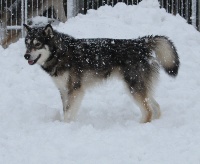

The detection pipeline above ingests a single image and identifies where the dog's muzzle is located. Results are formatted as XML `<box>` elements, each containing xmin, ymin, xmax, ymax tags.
<box><xmin>24</xmin><ymin>53</ymin><xmax>41</xmax><ymax>65</ymax></box>
<box><xmin>24</xmin><ymin>54</ymin><xmax>31</xmax><ymax>60</ymax></box>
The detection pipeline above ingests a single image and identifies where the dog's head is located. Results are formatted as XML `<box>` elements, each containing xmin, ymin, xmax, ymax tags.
<box><xmin>23</xmin><ymin>24</ymin><xmax>54</xmax><ymax>66</ymax></box>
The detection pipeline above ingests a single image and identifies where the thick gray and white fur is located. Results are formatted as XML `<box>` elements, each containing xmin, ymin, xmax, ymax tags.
<box><xmin>23</xmin><ymin>24</ymin><xmax>180</xmax><ymax>123</ymax></box>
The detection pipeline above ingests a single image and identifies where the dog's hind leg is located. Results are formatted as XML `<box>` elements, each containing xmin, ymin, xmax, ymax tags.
<box><xmin>132</xmin><ymin>92</ymin><xmax>153</xmax><ymax>123</ymax></box>
<box><xmin>126</xmin><ymin>85</ymin><xmax>160</xmax><ymax>123</ymax></box>
<box><xmin>124</xmin><ymin>76</ymin><xmax>154</xmax><ymax>123</ymax></box>
<box><xmin>123</xmin><ymin>61</ymin><xmax>160</xmax><ymax>123</ymax></box>
<box><xmin>149</xmin><ymin>96</ymin><xmax>161</xmax><ymax>120</ymax></box>
<box><xmin>133</xmin><ymin>94</ymin><xmax>161</xmax><ymax>122</ymax></box>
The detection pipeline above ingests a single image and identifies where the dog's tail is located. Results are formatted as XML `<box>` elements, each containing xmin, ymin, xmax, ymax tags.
<box><xmin>150</xmin><ymin>36</ymin><xmax>180</xmax><ymax>77</ymax></box>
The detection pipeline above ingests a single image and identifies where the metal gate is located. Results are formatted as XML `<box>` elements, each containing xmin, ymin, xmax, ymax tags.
<box><xmin>159</xmin><ymin>0</ymin><xmax>200</xmax><ymax>31</ymax></box>
<box><xmin>0</xmin><ymin>0</ymin><xmax>68</xmax><ymax>48</ymax></box>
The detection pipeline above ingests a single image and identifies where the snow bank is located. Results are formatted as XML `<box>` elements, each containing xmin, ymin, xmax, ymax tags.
<box><xmin>1</xmin><ymin>1</ymin><xmax>200</xmax><ymax>163</ymax></box>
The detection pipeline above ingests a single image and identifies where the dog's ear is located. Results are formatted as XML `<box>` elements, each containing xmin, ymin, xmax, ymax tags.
<box><xmin>23</xmin><ymin>24</ymin><xmax>31</xmax><ymax>32</ymax></box>
<box><xmin>44</xmin><ymin>24</ymin><xmax>54</xmax><ymax>38</ymax></box>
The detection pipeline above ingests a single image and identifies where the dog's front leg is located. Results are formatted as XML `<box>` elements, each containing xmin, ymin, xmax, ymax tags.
<box><xmin>59</xmin><ymin>89</ymin><xmax>68</xmax><ymax>118</ymax></box>
<box><xmin>63</xmin><ymin>87</ymin><xmax>84</xmax><ymax>123</ymax></box>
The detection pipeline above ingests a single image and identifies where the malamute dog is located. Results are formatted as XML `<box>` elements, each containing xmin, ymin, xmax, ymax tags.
<box><xmin>23</xmin><ymin>24</ymin><xmax>180</xmax><ymax>123</ymax></box>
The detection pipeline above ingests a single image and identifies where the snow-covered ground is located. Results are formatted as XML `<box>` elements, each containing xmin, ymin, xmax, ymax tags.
<box><xmin>1</xmin><ymin>0</ymin><xmax>200</xmax><ymax>163</ymax></box>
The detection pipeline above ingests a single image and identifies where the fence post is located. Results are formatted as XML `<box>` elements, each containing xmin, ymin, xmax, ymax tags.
<box><xmin>77</xmin><ymin>0</ymin><xmax>84</xmax><ymax>14</ymax></box>
<box><xmin>192</xmin><ymin>0</ymin><xmax>196</xmax><ymax>28</ymax></box>
<box><xmin>198</xmin><ymin>0</ymin><xmax>200</xmax><ymax>30</ymax></box>
<box><xmin>67</xmin><ymin>0</ymin><xmax>72</xmax><ymax>19</ymax></box>
<box><xmin>0</xmin><ymin>22</ymin><xmax>6</xmax><ymax>44</ymax></box>
<box><xmin>21</xmin><ymin>0</ymin><xmax>24</xmax><ymax>37</ymax></box>
<box><xmin>25</xmin><ymin>0</ymin><xmax>27</xmax><ymax>25</ymax></box>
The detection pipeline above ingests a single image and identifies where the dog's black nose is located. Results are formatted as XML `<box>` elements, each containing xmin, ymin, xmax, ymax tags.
<box><xmin>24</xmin><ymin>54</ymin><xmax>30</xmax><ymax>60</ymax></box>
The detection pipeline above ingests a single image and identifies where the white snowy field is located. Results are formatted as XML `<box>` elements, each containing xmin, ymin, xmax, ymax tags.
<box><xmin>1</xmin><ymin>0</ymin><xmax>200</xmax><ymax>163</ymax></box>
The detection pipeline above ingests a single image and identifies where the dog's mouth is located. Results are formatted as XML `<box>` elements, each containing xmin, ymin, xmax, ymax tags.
<box><xmin>28</xmin><ymin>54</ymin><xmax>41</xmax><ymax>65</ymax></box>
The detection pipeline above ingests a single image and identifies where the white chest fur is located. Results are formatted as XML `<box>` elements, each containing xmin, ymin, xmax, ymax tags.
<box><xmin>52</xmin><ymin>72</ymin><xmax>69</xmax><ymax>91</ymax></box>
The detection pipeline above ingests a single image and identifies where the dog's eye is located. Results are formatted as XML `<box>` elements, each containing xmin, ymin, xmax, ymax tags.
<box><xmin>35</xmin><ymin>42</ymin><xmax>41</xmax><ymax>47</ymax></box>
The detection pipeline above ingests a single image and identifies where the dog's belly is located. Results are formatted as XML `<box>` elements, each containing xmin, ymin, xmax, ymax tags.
<box><xmin>81</xmin><ymin>68</ymin><xmax>123</xmax><ymax>90</ymax></box>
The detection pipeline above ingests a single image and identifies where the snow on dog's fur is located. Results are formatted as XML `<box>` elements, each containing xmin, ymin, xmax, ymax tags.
<box><xmin>23</xmin><ymin>24</ymin><xmax>180</xmax><ymax>123</ymax></box>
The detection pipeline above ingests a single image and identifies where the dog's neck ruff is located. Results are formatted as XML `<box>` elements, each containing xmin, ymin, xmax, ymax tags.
<box><xmin>41</xmin><ymin>47</ymin><xmax>58</xmax><ymax>74</ymax></box>
<box><xmin>46</xmin><ymin>45</ymin><xmax>58</xmax><ymax>62</ymax></box>
<box><xmin>46</xmin><ymin>53</ymin><xmax>55</xmax><ymax>62</ymax></box>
